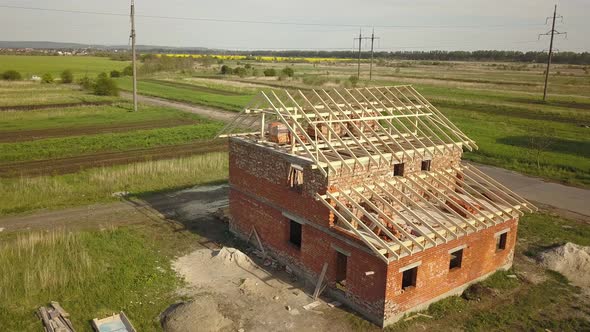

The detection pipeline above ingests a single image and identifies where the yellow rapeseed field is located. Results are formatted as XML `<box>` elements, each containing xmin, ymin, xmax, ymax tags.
<box><xmin>158</xmin><ymin>53</ymin><xmax>354</xmax><ymax>63</ymax></box>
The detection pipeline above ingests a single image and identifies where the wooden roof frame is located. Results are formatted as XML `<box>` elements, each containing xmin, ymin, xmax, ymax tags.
<box><xmin>316</xmin><ymin>163</ymin><xmax>537</xmax><ymax>263</ymax></box>
<box><xmin>218</xmin><ymin>85</ymin><xmax>477</xmax><ymax>176</ymax></box>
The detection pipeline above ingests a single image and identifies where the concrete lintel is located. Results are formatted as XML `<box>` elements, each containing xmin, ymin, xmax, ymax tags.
<box><xmin>399</xmin><ymin>261</ymin><xmax>422</xmax><ymax>273</ymax></box>
<box><xmin>282</xmin><ymin>211</ymin><xmax>306</xmax><ymax>225</ymax></box>
<box><xmin>448</xmin><ymin>244</ymin><xmax>466</xmax><ymax>254</ymax></box>
<box><xmin>331</xmin><ymin>244</ymin><xmax>351</xmax><ymax>257</ymax></box>
<box><xmin>494</xmin><ymin>228</ymin><xmax>510</xmax><ymax>237</ymax></box>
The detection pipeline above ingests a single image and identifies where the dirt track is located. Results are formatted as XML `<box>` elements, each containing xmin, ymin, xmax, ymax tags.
<box><xmin>0</xmin><ymin>139</ymin><xmax>227</xmax><ymax>177</ymax></box>
<box><xmin>0</xmin><ymin>119</ymin><xmax>198</xmax><ymax>143</ymax></box>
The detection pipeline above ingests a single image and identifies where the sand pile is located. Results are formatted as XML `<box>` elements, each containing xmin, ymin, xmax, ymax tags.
<box><xmin>214</xmin><ymin>247</ymin><xmax>256</xmax><ymax>269</ymax></box>
<box><xmin>161</xmin><ymin>298</ymin><xmax>233</xmax><ymax>332</ymax></box>
<box><xmin>539</xmin><ymin>242</ymin><xmax>590</xmax><ymax>288</ymax></box>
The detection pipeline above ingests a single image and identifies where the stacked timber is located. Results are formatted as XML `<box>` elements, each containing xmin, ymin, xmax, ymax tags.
<box><xmin>37</xmin><ymin>302</ymin><xmax>76</xmax><ymax>332</ymax></box>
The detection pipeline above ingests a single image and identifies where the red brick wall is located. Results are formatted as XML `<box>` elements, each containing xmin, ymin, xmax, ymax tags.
<box><xmin>383</xmin><ymin>218</ymin><xmax>518</xmax><ymax>321</ymax></box>
<box><xmin>229</xmin><ymin>188</ymin><xmax>388</xmax><ymax>321</ymax></box>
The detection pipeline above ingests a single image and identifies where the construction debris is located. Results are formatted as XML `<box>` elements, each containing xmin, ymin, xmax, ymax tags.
<box><xmin>37</xmin><ymin>302</ymin><xmax>76</xmax><ymax>332</ymax></box>
<box><xmin>303</xmin><ymin>301</ymin><xmax>322</xmax><ymax>311</ymax></box>
<box><xmin>327</xmin><ymin>301</ymin><xmax>342</xmax><ymax>308</ymax></box>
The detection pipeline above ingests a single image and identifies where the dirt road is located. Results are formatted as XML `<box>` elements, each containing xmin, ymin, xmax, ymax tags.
<box><xmin>120</xmin><ymin>92</ymin><xmax>237</xmax><ymax>122</ymax></box>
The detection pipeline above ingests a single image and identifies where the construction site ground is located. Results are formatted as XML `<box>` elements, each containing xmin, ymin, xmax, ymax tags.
<box><xmin>1</xmin><ymin>184</ymin><xmax>589</xmax><ymax>331</ymax></box>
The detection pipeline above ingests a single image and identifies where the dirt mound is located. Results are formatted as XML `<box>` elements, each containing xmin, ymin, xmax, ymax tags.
<box><xmin>213</xmin><ymin>247</ymin><xmax>256</xmax><ymax>269</ymax></box>
<box><xmin>539</xmin><ymin>242</ymin><xmax>590</xmax><ymax>288</ymax></box>
<box><xmin>161</xmin><ymin>298</ymin><xmax>233</xmax><ymax>332</ymax></box>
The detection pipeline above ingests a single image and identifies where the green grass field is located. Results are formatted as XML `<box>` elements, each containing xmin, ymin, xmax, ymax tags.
<box><xmin>0</xmin><ymin>152</ymin><xmax>228</xmax><ymax>215</ymax></box>
<box><xmin>0</xmin><ymin>103</ymin><xmax>198</xmax><ymax>132</ymax></box>
<box><xmin>0</xmin><ymin>81</ymin><xmax>119</xmax><ymax>107</ymax></box>
<box><xmin>0</xmin><ymin>55</ymin><xmax>128</xmax><ymax>80</ymax></box>
<box><xmin>116</xmin><ymin>77</ymin><xmax>256</xmax><ymax>111</ymax></box>
<box><xmin>0</xmin><ymin>227</ymin><xmax>183</xmax><ymax>332</ymax></box>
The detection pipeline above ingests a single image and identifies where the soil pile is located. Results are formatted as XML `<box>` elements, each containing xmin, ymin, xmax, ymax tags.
<box><xmin>539</xmin><ymin>242</ymin><xmax>590</xmax><ymax>288</ymax></box>
<box><xmin>161</xmin><ymin>298</ymin><xmax>233</xmax><ymax>332</ymax></box>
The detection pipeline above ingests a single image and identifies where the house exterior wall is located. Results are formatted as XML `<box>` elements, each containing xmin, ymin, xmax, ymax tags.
<box><xmin>228</xmin><ymin>138</ymin><xmax>518</xmax><ymax>327</ymax></box>
<box><xmin>383</xmin><ymin>218</ymin><xmax>518</xmax><ymax>324</ymax></box>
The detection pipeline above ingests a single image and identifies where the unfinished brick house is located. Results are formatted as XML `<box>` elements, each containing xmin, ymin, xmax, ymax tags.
<box><xmin>218</xmin><ymin>86</ymin><xmax>537</xmax><ymax>326</ymax></box>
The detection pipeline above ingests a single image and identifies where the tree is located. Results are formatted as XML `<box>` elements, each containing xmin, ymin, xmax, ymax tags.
<box><xmin>220</xmin><ymin>65</ymin><xmax>232</xmax><ymax>75</ymax></box>
<box><xmin>110</xmin><ymin>70</ymin><xmax>121</xmax><ymax>78</ymax></box>
<box><xmin>233</xmin><ymin>67</ymin><xmax>247</xmax><ymax>77</ymax></box>
<box><xmin>122</xmin><ymin>65</ymin><xmax>133</xmax><ymax>76</ymax></box>
<box><xmin>282</xmin><ymin>66</ymin><xmax>294</xmax><ymax>77</ymax></box>
<box><xmin>78</xmin><ymin>76</ymin><xmax>94</xmax><ymax>90</ymax></box>
<box><xmin>93</xmin><ymin>73</ymin><xmax>119</xmax><ymax>96</ymax></box>
<box><xmin>60</xmin><ymin>69</ymin><xmax>74</xmax><ymax>83</ymax></box>
<box><xmin>1</xmin><ymin>70</ymin><xmax>22</xmax><ymax>81</ymax></box>
<box><xmin>528</xmin><ymin>127</ymin><xmax>555</xmax><ymax>170</ymax></box>
<box><xmin>263</xmin><ymin>68</ymin><xmax>276</xmax><ymax>77</ymax></box>
<box><xmin>41</xmin><ymin>73</ymin><xmax>54</xmax><ymax>84</ymax></box>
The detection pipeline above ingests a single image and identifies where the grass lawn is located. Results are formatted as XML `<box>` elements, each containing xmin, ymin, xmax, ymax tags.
<box><xmin>0</xmin><ymin>81</ymin><xmax>119</xmax><ymax>107</ymax></box>
<box><xmin>0</xmin><ymin>102</ymin><xmax>200</xmax><ymax>132</ymax></box>
<box><xmin>115</xmin><ymin>77</ymin><xmax>255</xmax><ymax>111</ymax></box>
<box><xmin>0</xmin><ymin>55</ymin><xmax>129</xmax><ymax>80</ymax></box>
<box><xmin>0</xmin><ymin>152</ymin><xmax>228</xmax><ymax>215</ymax></box>
<box><xmin>0</xmin><ymin>121</ymin><xmax>223</xmax><ymax>163</ymax></box>
<box><xmin>0</xmin><ymin>226</ymin><xmax>188</xmax><ymax>332</ymax></box>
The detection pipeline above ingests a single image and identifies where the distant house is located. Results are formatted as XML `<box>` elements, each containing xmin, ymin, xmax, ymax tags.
<box><xmin>31</xmin><ymin>75</ymin><xmax>41</xmax><ymax>82</ymax></box>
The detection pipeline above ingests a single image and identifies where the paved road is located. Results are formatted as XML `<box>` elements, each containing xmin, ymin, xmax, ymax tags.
<box><xmin>473</xmin><ymin>163</ymin><xmax>590</xmax><ymax>217</ymax></box>
<box><xmin>120</xmin><ymin>92</ymin><xmax>237</xmax><ymax>122</ymax></box>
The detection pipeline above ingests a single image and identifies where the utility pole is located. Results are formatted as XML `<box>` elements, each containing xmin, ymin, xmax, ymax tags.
<box><xmin>130</xmin><ymin>0</ymin><xmax>138</xmax><ymax>112</ymax></box>
<box><xmin>369</xmin><ymin>28</ymin><xmax>380</xmax><ymax>81</ymax></box>
<box><xmin>356</xmin><ymin>29</ymin><xmax>362</xmax><ymax>79</ymax></box>
<box><xmin>353</xmin><ymin>30</ymin><xmax>377</xmax><ymax>80</ymax></box>
<box><xmin>539</xmin><ymin>4</ymin><xmax>566</xmax><ymax>101</ymax></box>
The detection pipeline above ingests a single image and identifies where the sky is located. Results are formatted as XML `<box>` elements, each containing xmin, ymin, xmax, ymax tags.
<box><xmin>0</xmin><ymin>0</ymin><xmax>588</xmax><ymax>52</ymax></box>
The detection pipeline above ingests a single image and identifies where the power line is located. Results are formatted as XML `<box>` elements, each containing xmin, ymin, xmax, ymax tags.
<box><xmin>538</xmin><ymin>4</ymin><xmax>567</xmax><ymax>101</ymax></box>
<box><xmin>0</xmin><ymin>4</ymin><xmax>547</xmax><ymax>30</ymax></box>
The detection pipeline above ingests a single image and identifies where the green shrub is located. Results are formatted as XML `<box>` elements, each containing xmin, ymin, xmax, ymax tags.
<box><xmin>122</xmin><ymin>65</ymin><xmax>133</xmax><ymax>76</ymax></box>
<box><xmin>263</xmin><ymin>68</ymin><xmax>276</xmax><ymax>77</ymax></box>
<box><xmin>348</xmin><ymin>75</ymin><xmax>359</xmax><ymax>87</ymax></box>
<box><xmin>60</xmin><ymin>69</ymin><xmax>74</xmax><ymax>83</ymax></box>
<box><xmin>1</xmin><ymin>70</ymin><xmax>22</xmax><ymax>81</ymax></box>
<box><xmin>233</xmin><ymin>67</ymin><xmax>247</xmax><ymax>77</ymax></box>
<box><xmin>78</xmin><ymin>76</ymin><xmax>94</xmax><ymax>90</ymax></box>
<box><xmin>41</xmin><ymin>73</ymin><xmax>54</xmax><ymax>84</ymax></box>
<box><xmin>93</xmin><ymin>73</ymin><xmax>119</xmax><ymax>96</ymax></box>
<box><xmin>110</xmin><ymin>70</ymin><xmax>121</xmax><ymax>78</ymax></box>
<box><xmin>282</xmin><ymin>66</ymin><xmax>295</xmax><ymax>77</ymax></box>
<box><xmin>220</xmin><ymin>65</ymin><xmax>232</xmax><ymax>75</ymax></box>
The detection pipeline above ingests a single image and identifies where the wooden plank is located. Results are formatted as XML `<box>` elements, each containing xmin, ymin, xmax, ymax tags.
<box><xmin>313</xmin><ymin>263</ymin><xmax>328</xmax><ymax>300</ymax></box>
<box><xmin>50</xmin><ymin>302</ymin><xmax>70</xmax><ymax>318</ymax></box>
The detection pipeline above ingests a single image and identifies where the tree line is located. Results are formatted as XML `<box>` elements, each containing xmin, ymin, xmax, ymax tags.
<box><xmin>159</xmin><ymin>49</ymin><xmax>590</xmax><ymax>65</ymax></box>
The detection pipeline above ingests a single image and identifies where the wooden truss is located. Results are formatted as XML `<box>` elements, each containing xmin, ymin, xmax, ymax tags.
<box><xmin>218</xmin><ymin>86</ymin><xmax>477</xmax><ymax>176</ymax></box>
<box><xmin>316</xmin><ymin>163</ymin><xmax>537</xmax><ymax>263</ymax></box>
